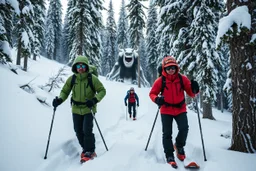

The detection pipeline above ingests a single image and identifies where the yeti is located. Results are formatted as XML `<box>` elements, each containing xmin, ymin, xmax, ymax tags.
<box><xmin>106</xmin><ymin>48</ymin><xmax>149</xmax><ymax>87</ymax></box>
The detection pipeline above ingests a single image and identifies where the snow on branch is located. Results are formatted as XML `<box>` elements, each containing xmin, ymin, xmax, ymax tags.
<box><xmin>40</xmin><ymin>66</ymin><xmax>68</xmax><ymax>92</ymax></box>
<box><xmin>19</xmin><ymin>76</ymin><xmax>38</xmax><ymax>94</ymax></box>
<box><xmin>36</xmin><ymin>95</ymin><xmax>50</xmax><ymax>107</ymax></box>
<box><xmin>216</xmin><ymin>6</ymin><xmax>251</xmax><ymax>48</ymax></box>
<box><xmin>250</xmin><ymin>34</ymin><xmax>256</xmax><ymax>44</ymax></box>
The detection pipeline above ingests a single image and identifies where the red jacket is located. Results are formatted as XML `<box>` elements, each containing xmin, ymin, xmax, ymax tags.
<box><xmin>149</xmin><ymin>71</ymin><xmax>195</xmax><ymax>116</ymax></box>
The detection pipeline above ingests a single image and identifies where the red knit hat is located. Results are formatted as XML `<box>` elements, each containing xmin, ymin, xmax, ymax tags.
<box><xmin>162</xmin><ymin>56</ymin><xmax>178</xmax><ymax>68</ymax></box>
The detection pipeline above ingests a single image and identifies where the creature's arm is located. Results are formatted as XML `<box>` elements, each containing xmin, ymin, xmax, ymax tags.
<box><xmin>106</xmin><ymin>62</ymin><xmax>120</xmax><ymax>80</ymax></box>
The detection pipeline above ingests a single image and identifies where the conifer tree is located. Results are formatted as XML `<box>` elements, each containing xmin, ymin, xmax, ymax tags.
<box><xmin>0</xmin><ymin>1</ymin><xmax>15</xmax><ymax>64</ymax></box>
<box><xmin>45</xmin><ymin>0</ymin><xmax>62</xmax><ymax>61</ymax></box>
<box><xmin>154</xmin><ymin>0</ymin><xmax>184</xmax><ymax>59</ymax></box>
<box><xmin>182</xmin><ymin>0</ymin><xmax>224</xmax><ymax>119</ymax></box>
<box><xmin>127</xmin><ymin>0</ymin><xmax>147</xmax><ymax>49</ymax></box>
<box><xmin>87</xmin><ymin>0</ymin><xmax>104</xmax><ymax>67</ymax></box>
<box><xmin>32</xmin><ymin>0</ymin><xmax>46</xmax><ymax>61</ymax></box>
<box><xmin>139</xmin><ymin>37</ymin><xmax>147</xmax><ymax>73</ymax></box>
<box><xmin>15</xmin><ymin>0</ymin><xmax>34</xmax><ymax>71</ymax></box>
<box><xmin>102</xmin><ymin>0</ymin><xmax>118</xmax><ymax>75</ymax></box>
<box><xmin>62</xmin><ymin>0</ymin><xmax>74</xmax><ymax>65</ymax></box>
<box><xmin>146</xmin><ymin>0</ymin><xmax>158</xmax><ymax>84</ymax></box>
<box><xmin>61</xmin><ymin>13</ymin><xmax>69</xmax><ymax>64</ymax></box>
<box><xmin>100</xmin><ymin>28</ymin><xmax>108</xmax><ymax>75</ymax></box>
<box><xmin>117</xmin><ymin>0</ymin><xmax>129</xmax><ymax>49</ymax></box>
<box><xmin>67</xmin><ymin>0</ymin><xmax>103</xmax><ymax>67</ymax></box>
<box><xmin>127</xmin><ymin>0</ymin><xmax>147</xmax><ymax>87</ymax></box>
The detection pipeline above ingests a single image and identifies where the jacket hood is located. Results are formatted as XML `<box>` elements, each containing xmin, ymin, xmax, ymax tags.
<box><xmin>71</xmin><ymin>56</ymin><xmax>89</xmax><ymax>73</ymax></box>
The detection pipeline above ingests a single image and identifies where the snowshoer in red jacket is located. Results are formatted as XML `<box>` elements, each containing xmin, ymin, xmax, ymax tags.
<box><xmin>149</xmin><ymin>56</ymin><xmax>199</xmax><ymax>167</ymax></box>
<box><xmin>124</xmin><ymin>87</ymin><xmax>139</xmax><ymax>120</ymax></box>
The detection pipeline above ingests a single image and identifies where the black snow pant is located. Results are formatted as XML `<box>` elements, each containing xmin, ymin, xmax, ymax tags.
<box><xmin>72</xmin><ymin>113</ymin><xmax>95</xmax><ymax>153</ymax></box>
<box><xmin>128</xmin><ymin>102</ymin><xmax>136</xmax><ymax>118</ymax></box>
<box><xmin>160</xmin><ymin>112</ymin><xmax>189</xmax><ymax>158</ymax></box>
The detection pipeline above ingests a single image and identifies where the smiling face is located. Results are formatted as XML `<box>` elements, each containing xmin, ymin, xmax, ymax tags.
<box><xmin>76</xmin><ymin>63</ymin><xmax>87</xmax><ymax>73</ymax></box>
<box><xmin>164</xmin><ymin>65</ymin><xmax>177</xmax><ymax>75</ymax></box>
<box><xmin>122</xmin><ymin>48</ymin><xmax>135</xmax><ymax>68</ymax></box>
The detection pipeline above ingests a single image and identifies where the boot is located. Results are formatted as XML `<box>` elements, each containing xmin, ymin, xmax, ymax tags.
<box><xmin>167</xmin><ymin>156</ymin><xmax>177</xmax><ymax>168</ymax></box>
<box><xmin>80</xmin><ymin>150</ymin><xmax>85</xmax><ymax>158</ymax></box>
<box><xmin>80</xmin><ymin>152</ymin><xmax>97</xmax><ymax>163</ymax></box>
<box><xmin>174</xmin><ymin>144</ymin><xmax>186</xmax><ymax>161</ymax></box>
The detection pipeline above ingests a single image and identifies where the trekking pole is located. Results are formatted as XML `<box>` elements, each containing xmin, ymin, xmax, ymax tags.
<box><xmin>90</xmin><ymin>109</ymin><xmax>109</xmax><ymax>151</ymax></box>
<box><xmin>145</xmin><ymin>107</ymin><xmax>160</xmax><ymax>151</ymax></box>
<box><xmin>44</xmin><ymin>106</ymin><xmax>57</xmax><ymax>159</ymax></box>
<box><xmin>194</xmin><ymin>96</ymin><xmax>207</xmax><ymax>161</ymax></box>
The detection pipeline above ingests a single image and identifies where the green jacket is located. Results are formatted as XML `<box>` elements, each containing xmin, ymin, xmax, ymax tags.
<box><xmin>59</xmin><ymin>56</ymin><xmax>106</xmax><ymax>115</ymax></box>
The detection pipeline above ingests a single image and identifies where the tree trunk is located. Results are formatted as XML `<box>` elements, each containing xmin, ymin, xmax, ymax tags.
<box><xmin>227</xmin><ymin>0</ymin><xmax>256</xmax><ymax>153</ymax></box>
<box><xmin>16</xmin><ymin>37</ymin><xmax>21</xmax><ymax>65</ymax></box>
<box><xmin>200</xmin><ymin>92</ymin><xmax>203</xmax><ymax>109</ymax></box>
<box><xmin>33</xmin><ymin>53</ymin><xmax>36</xmax><ymax>61</ymax></box>
<box><xmin>229</xmin><ymin>33</ymin><xmax>256</xmax><ymax>152</ymax></box>
<box><xmin>216</xmin><ymin>90</ymin><xmax>224</xmax><ymax>113</ymax></box>
<box><xmin>202</xmin><ymin>101</ymin><xmax>215</xmax><ymax>120</ymax></box>
<box><xmin>137</xmin><ymin>54</ymin><xmax>141</xmax><ymax>88</ymax></box>
<box><xmin>216</xmin><ymin>91</ymin><xmax>221</xmax><ymax>110</ymax></box>
<box><xmin>220</xmin><ymin>90</ymin><xmax>224</xmax><ymax>113</ymax></box>
<box><xmin>23</xmin><ymin>55</ymin><xmax>28</xmax><ymax>71</ymax></box>
<box><xmin>16</xmin><ymin>2</ymin><xmax>24</xmax><ymax>66</ymax></box>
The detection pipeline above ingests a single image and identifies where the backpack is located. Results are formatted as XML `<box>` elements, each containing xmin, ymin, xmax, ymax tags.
<box><xmin>157</xmin><ymin>65</ymin><xmax>185</xmax><ymax>108</ymax></box>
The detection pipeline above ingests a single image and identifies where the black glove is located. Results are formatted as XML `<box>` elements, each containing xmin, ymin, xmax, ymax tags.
<box><xmin>125</xmin><ymin>102</ymin><xmax>127</xmax><ymax>106</ymax></box>
<box><xmin>191</xmin><ymin>80</ymin><xmax>199</xmax><ymax>94</ymax></box>
<box><xmin>52</xmin><ymin>97</ymin><xmax>63</xmax><ymax>108</ymax></box>
<box><xmin>85</xmin><ymin>98</ymin><xmax>98</xmax><ymax>108</ymax></box>
<box><xmin>155</xmin><ymin>96</ymin><xmax>165</xmax><ymax>106</ymax></box>
<box><xmin>137</xmin><ymin>104</ymin><xmax>139</xmax><ymax>107</ymax></box>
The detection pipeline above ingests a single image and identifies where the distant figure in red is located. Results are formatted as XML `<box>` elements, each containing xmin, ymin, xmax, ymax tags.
<box><xmin>124</xmin><ymin>87</ymin><xmax>139</xmax><ymax>120</ymax></box>
<box><xmin>149</xmin><ymin>56</ymin><xmax>199</xmax><ymax>167</ymax></box>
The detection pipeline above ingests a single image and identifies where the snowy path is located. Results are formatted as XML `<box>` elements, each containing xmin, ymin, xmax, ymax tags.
<box><xmin>35</xmin><ymin>78</ymin><xmax>208</xmax><ymax>171</ymax></box>
<box><xmin>36</xmin><ymin>109</ymin><xmax>205</xmax><ymax>171</ymax></box>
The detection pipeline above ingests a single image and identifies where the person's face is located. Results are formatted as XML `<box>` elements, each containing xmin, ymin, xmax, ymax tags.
<box><xmin>165</xmin><ymin>65</ymin><xmax>177</xmax><ymax>75</ymax></box>
<box><xmin>76</xmin><ymin>63</ymin><xmax>87</xmax><ymax>73</ymax></box>
<box><xmin>130</xmin><ymin>90</ymin><xmax>134</xmax><ymax>93</ymax></box>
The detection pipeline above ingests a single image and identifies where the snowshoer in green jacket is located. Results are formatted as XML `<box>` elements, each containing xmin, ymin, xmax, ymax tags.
<box><xmin>52</xmin><ymin>55</ymin><xmax>106</xmax><ymax>161</ymax></box>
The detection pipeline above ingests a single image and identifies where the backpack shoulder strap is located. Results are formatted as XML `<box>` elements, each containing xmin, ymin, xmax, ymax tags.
<box><xmin>87</xmin><ymin>73</ymin><xmax>96</xmax><ymax>93</ymax></box>
<box><xmin>70</xmin><ymin>74</ymin><xmax>76</xmax><ymax>91</ymax></box>
<box><xmin>160</xmin><ymin>74</ymin><xmax>183</xmax><ymax>94</ymax></box>
<box><xmin>178</xmin><ymin>73</ymin><xmax>184</xmax><ymax>90</ymax></box>
<box><xmin>160</xmin><ymin>76</ymin><xmax>166</xmax><ymax>95</ymax></box>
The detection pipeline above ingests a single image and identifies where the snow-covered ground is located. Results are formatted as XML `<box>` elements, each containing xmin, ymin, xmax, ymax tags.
<box><xmin>0</xmin><ymin>56</ymin><xmax>255</xmax><ymax>171</ymax></box>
